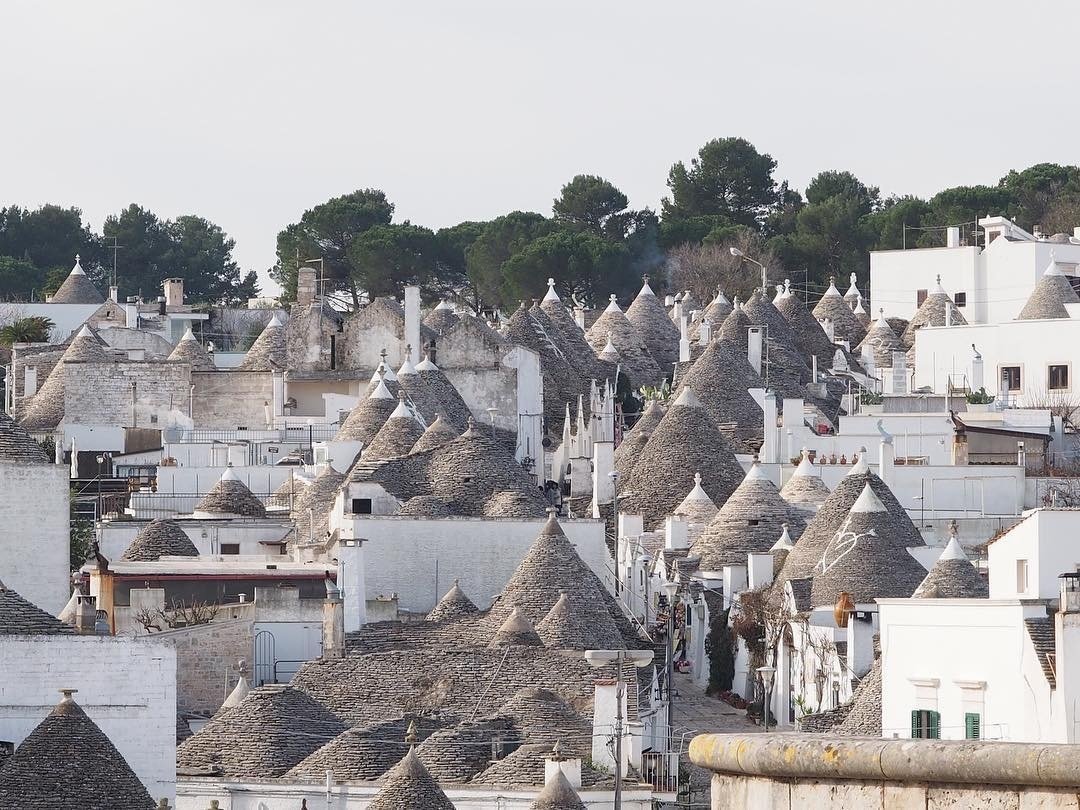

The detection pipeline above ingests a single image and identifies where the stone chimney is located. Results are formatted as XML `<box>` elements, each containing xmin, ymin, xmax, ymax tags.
<box><xmin>163</xmin><ymin>278</ymin><xmax>184</xmax><ymax>308</ymax></box>
<box><xmin>747</xmin><ymin>327</ymin><xmax>763</xmax><ymax>375</ymax></box>
<box><xmin>296</xmin><ymin>266</ymin><xmax>317</xmax><ymax>307</ymax></box>
<box><xmin>74</xmin><ymin>594</ymin><xmax>98</xmax><ymax>634</ymax></box>
<box><xmin>322</xmin><ymin>574</ymin><xmax>345</xmax><ymax>659</ymax></box>
<box><xmin>403</xmin><ymin>286</ymin><xmax>421</xmax><ymax>365</ymax></box>
<box><xmin>339</xmin><ymin>539</ymin><xmax>367</xmax><ymax>633</ymax></box>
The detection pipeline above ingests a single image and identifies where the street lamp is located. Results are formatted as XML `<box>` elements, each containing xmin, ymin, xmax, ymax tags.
<box><xmin>661</xmin><ymin>580</ymin><xmax>679</xmax><ymax>750</ymax></box>
<box><xmin>306</xmin><ymin>418</ymin><xmax>314</xmax><ymax>465</ymax></box>
<box><xmin>730</xmin><ymin>246</ymin><xmax>767</xmax><ymax>293</ymax></box>
<box><xmin>609</xmin><ymin>468</ymin><xmax>620</xmax><ymax>533</ymax></box>
<box><xmin>757</xmin><ymin>665</ymin><xmax>777</xmax><ymax>731</ymax></box>
<box><xmin>585</xmin><ymin>649</ymin><xmax>654</xmax><ymax>809</ymax></box>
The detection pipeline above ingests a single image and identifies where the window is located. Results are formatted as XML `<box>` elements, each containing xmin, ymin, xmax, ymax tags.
<box><xmin>965</xmin><ymin>712</ymin><xmax>981</xmax><ymax>740</ymax></box>
<box><xmin>911</xmin><ymin>709</ymin><xmax>940</xmax><ymax>739</ymax></box>
<box><xmin>1001</xmin><ymin>366</ymin><xmax>1021</xmax><ymax>391</ymax></box>
<box><xmin>916</xmin><ymin>289</ymin><xmax>928</xmax><ymax>307</ymax></box>
<box><xmin>351</xmin><ymin>498</ymin><xmax>373</xmax><ymax>515</ymax></box>
<box><xmin>954</xmin><ymin>292</ymin><xmax>967</xmax><ymax>308</ymax></box>
<box><xmin>1050</xmin><ymin>364</ymin><xmax>1069</xmax><ymax>391</ymax></box>
<box><xmin>220</xmin><ymin>543</ymin><xmax>240</xmax><ymax>555</ymax></box>
<box><xmin>1016</xmin><ymin>559</ymin><xmax>1029</xmax><ymax>594</ymax></box>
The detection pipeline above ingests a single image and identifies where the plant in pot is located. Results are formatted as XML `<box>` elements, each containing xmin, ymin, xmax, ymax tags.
<box><xmin>966</xmin><ymin>388</ymin><xmax>995</xmax><ymax>412</ymax></box>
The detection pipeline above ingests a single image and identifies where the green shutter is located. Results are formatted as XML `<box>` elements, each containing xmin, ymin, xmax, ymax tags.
<box><xmin>965</xmin><ymin>712</ymin><xmax>980</xmax><ymax>740</ymax></box>
<box><xmin>929</xmin><ymin>710</ymin><xmax>941</xmax><ymax>739</ymax></box>
<box><xmin>911</xmin><ymin>709</ymin><xmax>920</xmax><ymax>738</ymax></box>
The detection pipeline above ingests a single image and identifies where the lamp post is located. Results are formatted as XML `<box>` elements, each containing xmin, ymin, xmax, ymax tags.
<box><xmin>730</xmin><ymin>246</ymin><xmax>767</xmax><ymax>293</ymax></box>
<box><xmin>609</xmin><ymin>470</ymin><xmax>620</xmax><ymax>583</ymax></box>
<box><xmin>306</xmin><ymin>418</ymin><xmax>314</xmax><ymax>465</ymax></box>
<box><xmin>758</xmin><ymin>664</ymin><xmax>776</xmax><ymax>731</ymax></box>
<box><xmin>585</xmin><ymin>649</ymin><xmax>654</xmax><ymax>809</ymax></box>
<box><xmin>661</xmin><ymin>581</ymin><xmax>679</xmax><ymax>750</ymax></box>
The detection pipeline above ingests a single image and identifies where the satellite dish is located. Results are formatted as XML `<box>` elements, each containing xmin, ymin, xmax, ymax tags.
<box><xmin>162</xmin><ymin>426</ymin><xmax>184</xmax><ymax>444</ymax></box>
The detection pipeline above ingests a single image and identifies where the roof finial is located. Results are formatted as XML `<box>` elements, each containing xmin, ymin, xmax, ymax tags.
<box><xmin>59</xmin><ymin>688</ymin><xmax>78</xmax><ymax>702</ymax></box>
<box><xmin>610</xmin><ymin>293</ymin><xmax>617</xmax><ymax>303</ymax></box>
<box><xmin>405</xmin><ymin>719</ymin><xmax>418</xmax><ymax>746</ymax></box>
<box><xmin>75</xmin><ymin>253</ymin><xmax>80</xmax><ymax>263</ymax></box>
<box><xmin>694</xmin><ymin>471</ymin><xmax>702</xmax><ymax>485</ymax></box>
<box><xmin>380</xmin><ymin>347</ymin><xmax>388</xmax><ymax>362</ymax></box>
<box><xmin>936</xmin><ymin>274</ymin><xmax>941</xmax><ymax>286</ymax></box>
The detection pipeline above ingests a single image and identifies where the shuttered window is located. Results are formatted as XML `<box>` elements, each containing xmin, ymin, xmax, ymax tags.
<box><xmin>965</xmin><ymin>712</ymin><xmax>981</xmax><ymax>740</ymax></box>
<box><xmin>911</xmin><ymin>709</ymin><xmax>940</xmax><ymax>739</ymax></box>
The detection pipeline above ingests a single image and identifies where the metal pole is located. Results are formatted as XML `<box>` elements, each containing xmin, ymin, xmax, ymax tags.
<box><xmin>667</xmin><ymin>599</ymin><xmax>676</xmax><ymax>751</ymax></box>
<box><xmin>614</xmin><ymin>667</ymin><xmax>624</xmax><ymax>808</ymax></box>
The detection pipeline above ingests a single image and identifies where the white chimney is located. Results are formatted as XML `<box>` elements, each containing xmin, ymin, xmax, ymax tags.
<box><xmin>124</xmin><ymin>303</ymin><xmax>139</xmax><ymax>329</ymax></box>
<box><xmin>747</xmin><ymin>552</ymin><xmax>774</xmax><ymax>590</ymax></box>
<box><xmin>23</xmin><ymin>366</ymin><xmax>37</xmax><ymax>398</ymax></box>
<box><xmin>679</xmin><ymin>315</ymin><xmax>691</xmax><ymax>363</ymax></box>
<box><xmin>698</xmin><ymin>318</ymin><xmax>712</xmax><ymax>344</ymax></box>
<box><xmin>971</xmin><ymin>345</ymin><xmax>984</xmax><ymax>392</ymax></box>
<box><xmin>846</xmin><ymin>612</ymin><xmax>875</xmax><ymax>678</ymax></box>
<box><xmin>747</xmin><ymin>327</ymin><xmax>763</xmax><ymax>375</ymax></box>
<box><xmin>618</xmin><ymin>513</ymin><xmax>644</xmax><ymax>539</ymax></box>
<box><xmin>544</xmin><ymin>755</ymin><xmax>583</xmax><ymax>790</ymax></box>
<box><xmin>722</xmin><ymin>565</ymin><xmax>748</xmax><ymax>609</ymax></box>
<box><xmin>108</xmin><ymin>285</ymin><xmax>119</xmax><ymax>303</ymax></box>
<box><xmin>879</xmin><ymin>436</ymin><xmax>895</xmax><ymax>487</ymax></box>
<box><xmin>591</xmin><ymin>681</ymin><xmax>630</xmax><ymax>775</ymax></box>
<box><xmin>338</xmin><ymin>538</ymin><xmax>367</xmax><ymax>632</ymax></box>
<box><xmin>665</xmin><ymin>516</ymin><xmax>689</xmax><ymax>551</ymax></box>
<box><xmin>591</xmin><ymin>441</ymin><xmax>615</xmax><ymax>516</ymax></box>
<box><xmin>403</xmin><ymin>286</ymin><xmax>421</xmax><ymax>364</ymax></box>
<box><xmin>762</xmin><ymin>392</ymin><xmax>779</xmax><ymax>463</ymax></box>
<box><xmin>946</xmin><ymin>226</ymin><xmax>960</xmax><ymax>248</ymax></box>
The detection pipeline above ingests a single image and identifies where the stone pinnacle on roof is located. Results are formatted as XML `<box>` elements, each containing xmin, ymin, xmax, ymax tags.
<box><xmin>810</xmin><ymin>482</ymin><xmax>928</xmax><ymax>606</ymax></box>
<box><xmin>531</xmin><ymin>767</ymin><xmax>587</xmax><ymax>810</ymax></box>
<box><xmin>238</xmin><ymin>313</ymin><xmax>287</xmax><ymax>371</ymax></box>
<box><xmin>844</xmin><ymin>272</ymin><xmax>862</xmax><ymax>306</ymax></box>
<box><xmin>415</xmin><ymin>352</ymin><xmax>438</xmax><ymax>371</ymax></box>
<box><xmin>121</xmin><ymin>518</ymin><xmax>200</xmax><ymax>561</ymax></box>
<box><xmin>168</xmin><ymin>327</ymin><xmax>216</xmax><ymax>370</ymax></box>
<box><xmin>364</xmin><ymin>392</ymin><xmax>425</xmax><ymax>460</ymax></box>
<box><xmin>490</xmin><ymin>605</ymin><xmax>544</xmax><ymax>647</ymax></box>
<box><xmin>397</xmin><ymin>345</ymin><xmax>418</xmax><ymax>376</ymax></box>
<box><xmin>0</xmin><ymin>688</ymin><xmax>155</xmax><ymax>808</ymax></box>
<box><xmin>913</xmin><ymin>537</ymin><xmax>988</xmax><ymax>598</ymax></box>
<box><xmin>543</xmin><ymin>277</ymin><xmax>561</xmax><ymax>303</ymax></box>
<box><xmin>584</xmin><ymin>294</ymin><xmax>662</xmax><ymax>388</ymax></box>
<box><xmin>193</xmin><ymin>466</ymin><xmax>266</xmax><ymax>518</ymax></box>
<box><xmin>673</xmin><ymin>471</ymin><xmax>720</xmax><ymax>527</ymax></box>
<box><xmin>49</xmin><ymin>254</ymin><xmax>105</xmax><ymax>304</ymax></box>
<box><xmin>772</xmin><ymin>523</ymin><xmax>795</xmax><ymax>551</ymax></box>
<box><xmin>222</xmin><ymin>673</ymin><xmax>251</xmax><ymax>709</ymax></box>
<box><xmin>853</xmin><ymin>294</ymin><xmax>871</xmax><ymax>327</ymax></box>
<box><xmin>1017</xmin><ymin>252</ymin><xmax>1080</xmax><ymax>320</ymax></box>
<box><xmin>422</xmin><ymin>302</ymin><xmax>460</xmax><ymax>335</ymax></box>
<box><xmin>367</xmin><ymin>748</ymin><xmax>456</xmax><ymax>810</ymax></box>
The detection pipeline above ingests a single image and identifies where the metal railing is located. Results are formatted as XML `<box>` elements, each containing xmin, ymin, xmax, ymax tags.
<box><xmin>178</xmin><ymin>425</ymin><xmax>340</xmax><ymax>443</ymax></box>
<box><xmin>641</xmin><ymin>751</ymin><xmax>679</xmax><ymax>793</ymax></box>
<box><xmin>125</xmin><ymin>491</ymin><xmax>293</xmax><ymax>519</ymax></box>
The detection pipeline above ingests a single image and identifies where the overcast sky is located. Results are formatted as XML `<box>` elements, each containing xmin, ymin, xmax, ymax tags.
<box><xmin>4</xmin><ymin>1</ymin><xmax>1079</xmax><ymax>294</ymax></box>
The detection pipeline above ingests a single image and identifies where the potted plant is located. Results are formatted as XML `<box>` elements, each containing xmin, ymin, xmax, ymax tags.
<box><xmin>966</xmin><ymin>388</ymin><xmax>994</xmax><ymax>413</ymax></box>
<box><xmin>859</xmin><ymin>389</ymin><xmax>884</xmax><ymax>414</ymax></box>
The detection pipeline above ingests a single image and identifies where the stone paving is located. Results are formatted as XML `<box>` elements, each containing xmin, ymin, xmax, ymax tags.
<box><xmin>666</xmin><ymin>670</ymin><xmax>763</xmax><ymax>809</ymax></box>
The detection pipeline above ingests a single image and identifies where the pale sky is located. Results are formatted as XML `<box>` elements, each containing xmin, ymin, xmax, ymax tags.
<box><xmin>4</xmin><ymin>1</ymin><xmax>1080</xmax><ymax>295</ymax></box>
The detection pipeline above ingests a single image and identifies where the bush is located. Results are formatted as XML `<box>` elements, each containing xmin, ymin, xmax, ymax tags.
<box><xmin>966</xmin><ymin>387</ymin><xmax>994</xmax><ymax>405</ymax></box>
<box><xmin>706</xmin><ymin>608</ymin><xmax>734</xmax><ymax>695</ymax></box>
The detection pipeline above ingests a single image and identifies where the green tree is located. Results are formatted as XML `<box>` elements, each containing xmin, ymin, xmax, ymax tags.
<box><xmin>867</xmin><ymin>195</ymin><xmax>932</xmax><ymax>250</ymax></box>
<box><xmin>271</xmin><ymin>189</ymin><xmax>394</xmax><ymax>308</ymax></box>
<box><xmin>662</xmin><ymin>137</ymin><xmax>782</xmax><ymax>239</ymax></box>
<box><xmin>999</xmin><ymin>163</ymin><xmax>1080</xmax><ymax>232</ymax></box>
<box><xmin>347</xmin><ymin>223</ymin><xmax>439</xmax><ymax>299</ymax></box>
<box><xmin>164</xmin><ymin>215</ymin><xmax>259</xmax><ymax>305</ymax></box>
<box><xmin>466</xmin><ymin>212</ymin><xmax>554</xmax><ymax>310</ymax></box>
<box><xmin>502</xmin><ymin>229</ymin><xmax>632</xmax><ymax>306</ymax></box>
<box><xmin>0</xmin><ymin>316</ymin><xmax>54</xmax><ymax>346</ymax></box>
<box><xmin>920</xmin><ymin>185</ymin><xmax>1014</xmax><ymax>246</ymax></box>
<box><xmin>553</xmin><ymin>174</ymin><xmax>630</xmax><ymax>237</ymax></box>
<box><xmin>101</xmin><ymin>204</ymin><xmax>173</xmax><ymax>299</ymax></box>
<box><xmin>0</xmin><ymin>256</ymin><xmax>48</xmax><ymax>301</ymax></box>
<box><xmin>435</xmin><ymin>221</ymin><xmax>488</xmax><ymax>310</ymax></box>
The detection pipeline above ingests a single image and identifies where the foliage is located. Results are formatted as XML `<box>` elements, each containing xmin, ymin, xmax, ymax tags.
<box><xmin>706</xmin><ymin>608</ymin><xmax>734</xmax><ymax>695</ymax></box>
<box><xmin>134</xmin><ymin>599</ymin><xmax>221</xmax><ymax>633</ymax></box>
<box><xmin>69</xmin><ymin>519</ymin><xmax>94</xmax><ymax>571</ymax></box>
<box><xmin>466</xmin><ymin>212</ymin><xmax>555</xmax><ymax>309</ymax></box>
<box><xmin>966</xmin><ymin>387</ymin><xmax>995</xmax><ymax>405</ymax></box>
<box><xmin>501</xmin><ymin>229</ymin><xmax>632</xmax><ymax>307</ymax></box>
<box><xmin>434</xmin><ymin>221</ymin><xmax>488</xmax><ymax>310</ymax></box>
<box><xmin>666</xmin><ymin>230</ymin><xmax>779</xmax><ymax>304</ymax></box>
<box><xmin>639</xmin><ymin>380</ymin><xmax>671</xmax><ymax>402</ymax></box>
<box><xmin>0</xmin><ymin>315</ymin><xmax>54</xmax><ymax>346</ymax></box>
<box><xmin>553</xmin><ymin>174</ymin><xmax>630</xmax><ymax>237</ymax></box>
<box><xmin>731</xmin><ymin>587</ymin><xmax>789</xmax><ymax>673</ymax></box>
<box><xmin>859</xmin><ymin>389</ymin><xmax>884</xmax><ymax>405</ymax></box>
<box><xmin>38</xmin><ymin>435</ymin><xmax>55</xmax><ymax>462</ymax></box>
<box><xmin>271</xmin><ymin>189</ymin><xmax>394</xmax><ymax>308</ymax></box>
<box><xmin>347</xmin><ymin>223</ymin><xmax>440</xmax><ymax>299</ymax></box>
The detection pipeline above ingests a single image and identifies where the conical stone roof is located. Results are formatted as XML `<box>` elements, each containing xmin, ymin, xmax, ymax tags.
<box><xmin>913</xmin><ymin>538</ymin><xmax>988</xmax><ymax>598</ymax></box>
<box><xmin>506</xmin><ymin>304</ymin><xmax>588</xmax><ymax>435</ymax></box>
<box><xmin>1018</xmin><ymin>257</ymin><xmax>1080</xmax><ymax>320</ymax></box>
<box><xmin>416</xmin><ymin>716</ymin><xmax>516</xmax><ymax>783</ymax></box>
<box><xmin>855</xmin><ymin>310</ymin><xmax>902</xmax><ymax>369</ymax></box>
<box><xmin>719</xmin><ymin>302</ymin><xmax>751</xmax><ymax>345</ymax></box>
<box><xmin>0</xmin><ymin>578</ymin><xmax>72</xmax><ymax>635</ymax></box>
<box><xmin>194</xmin><ymin>467</ymin><xmax>266</xmax><ymax>517</ymax></box>
<box><xmin>426</xmin><ymin>580</ymin><xmax>479</xmax><ymax>622</ymax></box>
<box><xmin>901</xmin><ymin>276</ymin><xmax>966</xmax><ymax>348</ymax></box>
<box><xmin>613</xmin><ymin>428</ymin><xmax>651</xmax><ymax>482</ymax></box>
<box><xmin>0</xmin><ymin>689</ymin><xmax>154</xmax><ymax>809</ymax></box>
<box><xmin>539</xmin><ymin>283</ymin><xmax>607</xmax><ymax>383</ymax></box>
<box><xmin>780</xmin><ymin>450</ymin><xmax>831</xmax><ymax>508</ymax></box>
<box><xmin>532</xmin><ymin>769</ymin><xmax>587</xmax><ymax>810</ymax></box>
<box><xmin>626</xmin><ymin>398</ymin><xmax>665</xmax><ymax>438</ymax></box>
<box><xmin>620</xmin><ymin>387</ymin><xmax>745</xmax><ymax>529</ymax></box>
<box><xmin>423</xmin><ymin>301</ymin><xmax>460</xmax><ymax>334</ymax></box>
<box><xmin>775</xmin><ymin>456</ymin><xmax>923</xmax><ymax>592</ymax></box>
<box><xmin>625</xmin><ymin>277</ymin><xmax>680</xmax><ymax>371</ymax></box>
<box><xmin>396</xmin><ymin>495</ymin><xmax>453</xmax><ymax>517</ymax></box>
<box><xmin>364</xmin><ymin>395</ymin><xmax>425</xmax><ymax>460</ymax></box>
<box><xmin>407</xmin><ymin>361</ymin><xmax>474</xmax><ymax>431</ymax></box>
<box><xmin>810</xmin><ymin>483</ymin><xmax>928</xmax><ymax>606</ymax></box>
<box><xmin>775</xmin><ymin>281</ymin><xmax>839</xmax><ymax>370</ymax></box>
<box><xmin>674</xmin><ymin>336</ymin><xmax>764</xmax><ymax>453</ymax></box>
<box><xmin>368</xmin><ymin>748</ymin><xmax>456</xmax><ymax>810</ymax></box>
<box><xmin>694</xmin><ymin>462</ymin><xmax>808</xmax><ymax>571</ymax></box>
<box><xmin>21</xmin><ymin>325</ymin><xmax>107</xmax><ymax>431</ymax></box>
<box><xmin>853</xmin><ymin>295</ymin><xmax>871</xmax><ymax>327</ymax></box>
<box><xmin>238</xmin><ymin>313</ymin><xmax>287</xmax><ymax>371</ymax></box>
<box><xmin>673</xmin><ymin>472</ymin><xmax>720</xmax><ymax>527</ymax></box>
<box><xmin>490</xmin><ymin>606</ymin><xmax>543</xmax><ymax>647</ymax></box>
<box><xmin>49</xmin><ymin>255</ymin><xmax>104</xmax><ymax>304</ymax></box>
<box><xmin>290</xmin><ymin>464</ymin><xmax>346</xmax><ymax>544</ymax></box>
<box><xmin>493</xmin><ymin>687</ymin><xmax>592</xmax><ymax>749</ymax></box>
<box><xmin>176</xmin><ymin>684</ymin><xmax>346</xmax><ymax>777</ymax></box>
<box><xmin>287</xmin><ymin>717</ymin><xmax>441</xmax><ymax>782</ymax></box>
<box><xmin>535</xmin><ymin>590</ymin><xmax>600</xmax><ymax>650</ymax></box>
<box><xmin>585</xmin><ymin>295</ymin><xmax>662</xmax><ymax>388</ymax></box>
<box><xmin>696</xmin><ymin>288</ymin><xmax>733</xmax><ymax>327</ymax></box>
<box><xmin>812</xmin><ymin>279</ymin><xmax>865</xmax><ymax>345</ymax></box>
<box><xmin>338</xmin><ymin>379</ymin><xmax>396</xmax><ymax>443</ymax></box>
<box><xmin>121</xmin><ymin>518</ymin><xmax>199</xmax><ymax>561</ymax></box>
<box><xmin>169</xmin><ymin>328</ymin><xmax>216</xmax><ymax>370</ymax></box>
<box><xmin>411</xmin><ymin>413</ymin><xmax>461</xmax><ymax>454</ymax></box>
<box><xmin>0</xmin><ymin>409</ymin><xmax>49</xmax><ymax>463</ymax></box>
<box><xmin>485</xmin><ymin>514</ymin><xmax>625</xmax><ymax>649</ymax></box>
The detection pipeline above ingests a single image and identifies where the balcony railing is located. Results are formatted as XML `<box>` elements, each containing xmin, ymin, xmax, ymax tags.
<box><xmin>641</xmin><ymin>750</ymin><xmax>679</xmax><ymax>793</ymax></box>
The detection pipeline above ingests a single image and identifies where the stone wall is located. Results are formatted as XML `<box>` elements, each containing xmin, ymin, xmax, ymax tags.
<box><xmin>150</xmin><ymin>618</ymin><xmax>254</xmax><ymax>715</ymax></box>
<box><xmin>191</xmin><ymin>370</ymin><xmax>274</xmax><ymax>429</ymax></box>
<box><xmin>0</xmin><ymin>635</ymin><xmax>176</xmax><ymax>802</ymax></box>
<box><xmin>64</xmin><ymin>360</ymin><xmax>192</xmax><ymax>427</ymax></box>
<box><xmin>0</xmin><ymin>462</ymin><xmax>70</xmax><ymax>614</ymax></box>
<box><xmin>284</xmin><ymin>304</ymin><xmax>338</xmax><ymax>372</ymax></box>
<box><xmin>97</xmin><ymin>326</ymin><xmax>175</xmax><ymax>359</ymax></box>
<box><xmin>690</xmin><ymin>733</ymin><xmax>1080</xmax><ymax>810</ymax></box>
<box><xmin>342</xmin><ymin>302</ymin><xmax>407</xmax><ymax>369</ymax></box>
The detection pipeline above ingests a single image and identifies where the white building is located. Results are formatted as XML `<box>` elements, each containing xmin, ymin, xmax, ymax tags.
<box><xmin>870</xmin><ymin>216</ymin><xmax>1080</xmax><ymax>324</ymax></box>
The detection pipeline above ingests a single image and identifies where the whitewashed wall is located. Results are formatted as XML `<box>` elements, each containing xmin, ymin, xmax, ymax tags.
<box><xmin>0</xmin><ymin>463</ymin><xmax>69</xmax><ymax>614</ymax></box>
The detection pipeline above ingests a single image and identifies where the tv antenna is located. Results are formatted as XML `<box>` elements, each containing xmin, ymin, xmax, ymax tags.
<box><xmin>102</xmin><ymin>235</ymin><xmax>124</xmax><ymax>288</ymax></box>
